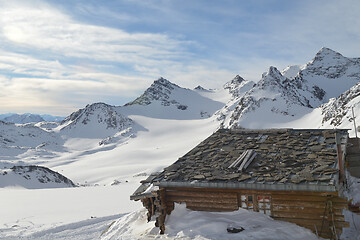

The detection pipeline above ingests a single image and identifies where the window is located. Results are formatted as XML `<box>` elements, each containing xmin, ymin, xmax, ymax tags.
<box><xmin>239</xmin><ymin>194</ymin><xmax>272</xmax><ymax>216</ymax></box>
<box><xmin>240</xmin><ymin>195</ymin><xmax>253</xmax><ymax>210</ymax></box>
<box><xmin>257</xmin><ymin>195</ymin><xmax>271</xmax><ymax>215</ymax></box>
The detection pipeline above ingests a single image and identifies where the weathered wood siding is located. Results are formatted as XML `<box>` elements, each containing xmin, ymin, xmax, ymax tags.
<box><xmin>162</xmin><ymin>187</ymin><xmax>349</xmax><ymax>239</ymax></box>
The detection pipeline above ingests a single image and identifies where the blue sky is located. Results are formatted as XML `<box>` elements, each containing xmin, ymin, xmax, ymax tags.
<box><xmin>1</xmin><ymin>0</ymin><xmax>360</xmax><ymax>116</ymax></box>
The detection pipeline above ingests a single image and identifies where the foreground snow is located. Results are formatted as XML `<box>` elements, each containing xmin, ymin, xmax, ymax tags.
<box><xmin>101</xmin><ymin>204</ymin><xmax>319</xmax><ymax>240</ymax></box>
<box><xmin>0</xmin><ymin>185</ymin><xmax>139</xmax><ymax>239</ymax></box>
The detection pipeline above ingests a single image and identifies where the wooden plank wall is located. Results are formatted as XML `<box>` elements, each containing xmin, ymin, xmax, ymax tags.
<box><xmin>162</xmin><ymin>187</ymin><xmax>349</xmax><ymax>239</ymax></box>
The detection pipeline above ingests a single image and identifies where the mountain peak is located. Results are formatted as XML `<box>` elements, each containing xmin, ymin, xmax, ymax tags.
<box><xmin>261</xmin><ymin>66</ymin><xmax>286</xmax><ymax>84</ymax></box>
<box><xmin>224</xmin><ymin>75</ymin><xmax>245</xmax><ymax>88</ymax></box>
<box><xmin>153</xmin><ymin>77</ymin><xmax>180</xmax><ymax>88</ymax></box>
<box><xmin>60</xmin><ymin>102</ymin><xmax>133</xmax><ymax>139</ymax></box>
<box><xmin>194</xmin><ymin>85</ymin><xmax>208</xmax><ymax>91</ymax></box>
<box><xmin>312</xmin><ymin>47</ymin><xmax>345</xmax><ymax>63</ymax></box>
<box><xmin>125</xmin><ymin>77</ymin><xmax>183</xmax><ymax>106</ymax></box>
<box><xmin>223</xmin><ymin>74</ymin><xmax>253</xmax><ymax>98</ymax></box>
<box><xmin>317</xmin><ymin>47</ymin><xmax>341</xmax><ymax>55</ymax></box>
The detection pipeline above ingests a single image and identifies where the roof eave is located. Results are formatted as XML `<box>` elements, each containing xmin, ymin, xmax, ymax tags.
<box><xmin>155</xmin><ymin>181</ymin><xmax>337</xmax><ymax>192</ymax></box>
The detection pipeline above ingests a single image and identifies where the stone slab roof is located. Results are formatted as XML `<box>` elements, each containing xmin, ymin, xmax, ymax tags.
<box><xmin>153</xmin><ymin>129</ymin><xmax>348</xmax><ymax>187</ymax></box>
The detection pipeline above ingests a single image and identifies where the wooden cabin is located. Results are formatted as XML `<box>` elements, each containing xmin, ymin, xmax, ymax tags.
<box><xmin>131</xmin><ymin>129</ymin><xmax>351</xmax><ymax>239</ymax></box>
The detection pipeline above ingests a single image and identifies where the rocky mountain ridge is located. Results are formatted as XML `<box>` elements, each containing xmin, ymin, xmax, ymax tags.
<box><xmin>125</xmin><ymin>77</ymin><xmax>188</xmax><ymax>110</ymax></box>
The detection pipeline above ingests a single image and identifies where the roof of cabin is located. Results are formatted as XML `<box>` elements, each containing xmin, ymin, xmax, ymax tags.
<box><xmin>131</xmin><ymin>129</ymin><xmax>349</xmax><ymax>200</ymax></box>
<box><xmin>154</xmin><ymin>129</ymin><xmax>348</xmax><ymax>188</ymax></box>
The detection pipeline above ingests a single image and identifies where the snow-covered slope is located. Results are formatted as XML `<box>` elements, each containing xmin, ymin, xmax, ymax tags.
<box><xmin>0</xmin><ymin>165</ymin><xmax>76</xmax><ymax>189</ymax></box>
<box><xmin>283</xmin><ymin>82</ymin><xmax>360</xmax><ymax>137</ymax></box>
<box><xmin>321</xmin><ymin>82</ymin><xmax>360</xmax><ymax>127</ymax></box>
<box><xmin>40</xmin><ymin>114</ymin><xmax>65</xmax><ymax>122</ymax></box>
<box><xmin>0</xmin><ymin>120</ymin><xmax>63</xmax><ymax>160</ymax></box>
<box><xmin>281</xmin><ymin>65</ymin><xmax>302</xmax><ymax>79</ymax></box>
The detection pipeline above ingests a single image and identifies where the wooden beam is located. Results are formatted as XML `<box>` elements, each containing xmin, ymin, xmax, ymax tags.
<box><xmin>271</xmin><ymin>211</ymin><xmax>345</xmax><ymax>221</ymax></box>
<box><xmin>185</xmin><ymin>201</ymin><xmax>238</xmax><ymax>210</ymax></box>
<box><xmin>273</xmin><ymin>201</ymin><xmax>348</xmax><ymax>209</ymax></box>
<box><xmin>186</xmin><ymin>206</ymin><xmax>239</xmax><ymax>212</ymax></box>
<box><xmin>271</xmin><ymin>195</ymin><xmax>348</xmax><ymax>203</ymax></box>
<box><xmin>166</xmin><ymin>196</ymin><xmax>238</xmax><ymax>204</ymax></box>
<box><xmin>272</xmin><ymin>205</ymin><xmax>343</xmax><ymax>216</ymax></box>
<box><xmin>166</xmin><ymin>190</ymin><xmax>237</xmax><ymax>199</ymax></box>
<box><xmin>228</xmin><ymin>151</ymin><xmax>247</xmax><ymax>168</ymax></box>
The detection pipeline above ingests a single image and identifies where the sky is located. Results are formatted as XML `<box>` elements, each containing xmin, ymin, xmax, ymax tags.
<box><xmin>0</xmin><ymin>0</ymin><xmax>360</xmax><ymax>116</ymax></box>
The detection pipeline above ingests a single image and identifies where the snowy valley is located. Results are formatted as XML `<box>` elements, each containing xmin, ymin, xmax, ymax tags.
<box><xmin>1</xmin><ymin>47</ymin><xmax>360</xmax><ymax>239</ymax></box>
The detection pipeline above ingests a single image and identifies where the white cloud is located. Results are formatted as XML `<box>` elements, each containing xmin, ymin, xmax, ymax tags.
<box><xmin>0</xmin><ymin>3</ymin><xmax>190</xmax><ymax>65</ymax></box>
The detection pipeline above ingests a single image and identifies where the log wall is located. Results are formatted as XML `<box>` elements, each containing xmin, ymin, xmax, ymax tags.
<box><xmin>162</xmin><ymin>187</ymin><xmax>349</xmax><ymax>239</ymax></box>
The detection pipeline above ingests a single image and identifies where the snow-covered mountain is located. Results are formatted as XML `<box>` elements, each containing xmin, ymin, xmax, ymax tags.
<box><xmin>2</xmin><ymin>113</ymin><xmax>45</xmax><ymax>124</ymax></box>
<box><xmin>122</xmin><ymin>77</ymin><xmax>225</xmax><ymax>120</ymax></box>
<box><xmin>297</xmin><ymin>47</ymin><xmax>360</xmax><ymax>101</ymax></box>
<box><xmin>0</xmin><ymin>165</ymin><xmax>76</xmax><ymax>189</ymax></box>
<box><xmin>286</xmin><ymin>82</ymin><xmax>360</xmax><ymax>136</ymax></box>
<box><xmin>59</xmin><ymin>102</ymin><xmax>134</xmax><ymax>139</ymax></box>
<box><xmin>223</xmin><ymin>74</ymin><xmax>254</xmax><ymax>99</ymax></box>
<box><xmin>220</xmin><ymin>48</ymin><xmax>360</xmax><ymax>128</ymax></box>
<box><xmin>219</xmin><ymin>66</ymin><xmax>317</xmax><ymax>128</ymax></box>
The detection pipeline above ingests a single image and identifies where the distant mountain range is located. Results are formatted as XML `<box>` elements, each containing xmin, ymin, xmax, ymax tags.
<box><xmin>0</xmin><ymin>113</ymin><xmax>65</xmax><ymax>124</ymax></box>
<box><xmin>1</xmin><ymin>47</ymin><xmax>360</xmax><ymax>188</ymax></box>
